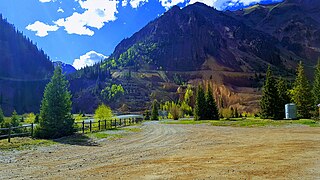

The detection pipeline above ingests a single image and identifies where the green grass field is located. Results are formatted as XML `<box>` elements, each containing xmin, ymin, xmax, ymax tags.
<box><xmin>0</xmin><ymin>126</ymin><xmax>143</xmax><ymax>150</ymax></box>
<box><xmin>0</xmin><ymin>138</ymin><xmax>55</xmax><ymax>151</ymax></box>
<box><xmin>162</xmin><ymin>118</ymin><xmax>320</xmax><ymax>127</ymax></box>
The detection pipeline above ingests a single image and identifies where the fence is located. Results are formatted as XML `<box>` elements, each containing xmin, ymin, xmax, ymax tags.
<box><xmin>0</xmin><ymin>118</ymin><xmax>143</xmax><ymax>142</ymax></box>
<box><xmin>0</xmin><ymin>124</ymin><xmax>34</xmax><ymax>143</ymax></box>
<box><xmin>74</xmin><ymin>118</ymin><xmax>143</xmax><ymax>134</ymax></box>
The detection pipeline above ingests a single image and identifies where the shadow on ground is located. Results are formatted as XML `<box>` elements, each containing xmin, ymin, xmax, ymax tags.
<box><xmin>54</xmin><ymin>134</ymin><xmax>99</xmax><ymax>146</ymax></box>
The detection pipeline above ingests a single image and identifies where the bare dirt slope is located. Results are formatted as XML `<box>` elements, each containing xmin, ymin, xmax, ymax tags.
<box><xmin>0</xmin><ymin>122</ymin><xmax>319</xmax><ymax>179</ymax></box>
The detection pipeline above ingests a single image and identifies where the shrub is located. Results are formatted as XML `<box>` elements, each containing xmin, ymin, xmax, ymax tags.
<box><xmin>94</xmin><ymin>104</ymin><xmax>113</xmax><ymax>120</ymax></box>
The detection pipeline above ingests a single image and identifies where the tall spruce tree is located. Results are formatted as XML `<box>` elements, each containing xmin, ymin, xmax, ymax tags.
<box><xmin>260</xmin><ymin>66</ymin><xmax>278</xmax><ymax>119</ymax></box>
<box><xmin>205</xmin><ymin>85</ymin><xmax>219</xmax><ymax>120</ymax></box>
<box><xmin>151</xmin><ymin>99</ymin><xmax>159</xmax><ymax>120</ymax></box>
<box><xmin>290</xmin><ymin>61</ymin><xmax>313</xmax><ymax>118</ymax></box>
<box><xmin>11</xmin><ymin>110</ymin><xmax>19</xmax><ymax>127</ymax></box>
<box><xmin>312</xmin><ymin>58</ymin><xmax>320</xmax><ymax>109</ymax></box>
<box><xmin>36</xmin><ymin>67</ymin><xmax>74</xmax><ymax>139</ymax></box>
<box><xmin>194</xmin><ymin>85</ymin><xmax>206</xmax><ymax>120</ymax></box>
<box><xmin>275</xmin><ymin>78</ymin><xmax>291</xmax><ymax>119</ymax></box>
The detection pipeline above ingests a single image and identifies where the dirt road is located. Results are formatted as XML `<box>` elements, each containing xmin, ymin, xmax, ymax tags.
<box><xmin>0</xmin><ymin>121</ymin><xmax>319</xmax><ymax>179</ymax></box>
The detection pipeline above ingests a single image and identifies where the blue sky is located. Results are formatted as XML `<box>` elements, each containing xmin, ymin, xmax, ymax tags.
<box><xmin>0</xmin><ymin>0</ymin><xmax>282</xmax><ymax>69</ymax></box>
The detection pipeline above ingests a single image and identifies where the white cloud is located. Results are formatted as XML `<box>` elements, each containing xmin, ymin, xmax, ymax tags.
<box><xmin>130</xmin><ymin>0</ymin><xmax>148</xmax><ymax>8</ymax></box>
<box><xmin>39</xmin><ymin>0</ymin><xmax>56</xmax><ymax>2</ymax></box>
<box><xmin>122</xmin><ymin>0</ymin><xmax>128</xmax><ymax>6</ymax></box>
<box><xmin>73</xmin><ymin>51</ymin><xmax>108</xmax><ymax>70</ymax></box>
<box><xmin>159</xmin><ymin>0</ymin><xmax>185</xmax><ymax>9</ymax></box>
<box><xmin>54</xmin><ymin>0</ymin><xmax>119</xmax><ymax>36</ymax></box>
<box><xmin>57</xmin><ymin>7</ymin><xmax>64</xmax><ymax>13</ymax></box>
<box><xmin>188</xmin><ymin>0</ymin><xmax>216</xmax><ymax>7</ymax></box>
<box><xmin>26</xmin><ymin>21</ymin><xmax>59</xmax><ymax>37</ymax></box>
<box><xmin>30</xmin><ymin>0</ymin><xmax>278</xmax><ymax>36</ymax></box>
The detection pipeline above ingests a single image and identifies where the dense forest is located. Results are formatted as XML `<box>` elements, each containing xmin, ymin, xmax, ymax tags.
<box><xmin>0</xmin><ymin>14</ymin><xmax>53</xmax><ymax>115</ymax></box>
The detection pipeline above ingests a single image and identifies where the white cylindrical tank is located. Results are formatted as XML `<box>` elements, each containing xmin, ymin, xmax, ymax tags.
<box><xmin>285</xmin><ymin>103</ymin><xmax>297</xmax><ymax>119</ymax></box>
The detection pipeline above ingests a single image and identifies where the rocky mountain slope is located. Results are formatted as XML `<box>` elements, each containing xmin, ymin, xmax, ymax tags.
<box><xmin>106</xmin><ymin>3</ymin><xmax>290</xmax><ymax>73</ymax></box>
<box><xmin>229</xmin><ymin>0</ymin><xmax>320</xmax><ymax>66</ymax></box>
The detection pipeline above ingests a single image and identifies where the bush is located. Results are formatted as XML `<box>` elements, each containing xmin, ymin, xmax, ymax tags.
<box><xmin>94</xmin><ymin>104</ymin><xmax>113</xmax><ymax>120</ymax></box>
<box><xmin>25</xmin><ymin>113</ymin><xmax>36</xmax><ymax>124</ymax></box>
<box><xmin>221</xmin><ymin>108</ymin><xmax>233</xmax><ymax>120</ymax></box>
<box><xmin>169</xmin><ymin>103</ymin><xmax>181</xmax><ymax>120</ymax></box>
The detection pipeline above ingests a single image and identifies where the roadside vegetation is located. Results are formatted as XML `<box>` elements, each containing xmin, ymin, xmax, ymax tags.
<box><xmin>162</xmin><ymin>118</ymin><xmax>320</xmax><ymax>127</ymax></box>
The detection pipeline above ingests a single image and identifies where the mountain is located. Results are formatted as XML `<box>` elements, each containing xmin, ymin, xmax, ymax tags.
<box><xmin>79</xmin><ymin>1</ymin><xmax>318</xmax><ymax>113</ymax></box>
<box><xmin>229</xmin><ymin>0</ymin><xmax>320</xmax><ymax>66</ymax></box>
<box><xmin>0</xmin><ymin>15</ymin><xmax>53</xmax><ymax>115</ymax></box>
<box><xmin>105</xmin><ymin>3</ymin><xmax>289</xmax><ymax>73</ymax></box>
<box><xmin>53</xmin><ymin>61</ymin><xmax>76</xmax><ymax>75</ymax></box>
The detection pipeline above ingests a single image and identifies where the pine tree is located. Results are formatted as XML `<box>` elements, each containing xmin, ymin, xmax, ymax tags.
<box><xmin>290</xmin><ymin>61</ymin><xmax>313</xmax><ymax>118</ymax></box>
<box><xmin>312</xmin><ymin>58</ymin><xmax>320</xmax><ymax>108</ymax></box>
<box><xmin>275</xmin><ymin>78</ymin><xmax>291</xmax><ymax>119</ymax></box>
<box><xmin>260</xmin><ymin>66</ymin><xmax>278</xmax><ymax>119</ymax></box>
<box><xmin>194</xmin><ymin>85</ymin><xmax>206</xmax><ymax>120</ymax></box>
<box><xmin>36</xmin><ymin>67</ymin><xmax>74</xmax><ymax>139</ymax></box>
<box><xmin>11</xmin><ymin>110</ymin><xmax>19</xmax><ymax>127</ymax></box>
<box><xmin>205</xmin><ymin>85</ymin><xmax>219</xmax><ymax>120</ymax></box>
<box><xmin>151</xmin><ymin>100</ymin><xmax>159</xmax><ymax>120</ymax></box>
<box><xmin>234</xmin><ymin>108</ymin><xmax>239</xmax><ymax>118</ymax></box>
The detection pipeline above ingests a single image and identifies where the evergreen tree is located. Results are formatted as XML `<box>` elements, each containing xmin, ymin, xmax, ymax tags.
<box><xmin>151</xmin><ymin>100</ymin><xmax>159</xmax><ymax>120</ymax></box>
<box><xmin>144</xmin><ymin>110</ymin><xmax>150</xmax><ymax>120</ymax></box>
<box><xmin>234</xmin><ymin>108</ymin><xmax>239</xmax><ymax>118</ymax></box>
<box><xmin>194</xmin><ymin>85</ymin><xmax>206</xmax><ymax>120</ymax></box>
<box><xmin>275</xmin><ymin>78</ymin><xmax>291</xmax><ymax>119</ymax></box>
<box><xmin>36</xmin><ymin>67</ymin><xmax>74</xmax><ymax>139</ymax></box>
<box><xmin>312</xmin><ymin>58</ymin><xmax>320</xmax><ymax>109</ymax></box>
<box><xmin>0</xmin><ymin>106</ymin><xmax>4</xmax><ymax>126</ymax></box>
<box><xmin>205</xmin><ymin>85</ymin><xmax>219</xmax><ymax>120</ymax></box>
<box><xmin>35</xmin><ymin>114</ymin><xmax>40</xmax><ymax>124</ymax></box>
<box><xmin>260</xmin><ymin>66</ymin><xmax>278</xmax><ymax>119</ymax></box>
<box><xmin>290</xmin><ymin>61</ymin><xmax>313</xmax><ymax>118</ymax></box>
<box><xmin>11</xmin><ymin>110</ymin><xmax>19</xmax><ymax>127</ymax></box>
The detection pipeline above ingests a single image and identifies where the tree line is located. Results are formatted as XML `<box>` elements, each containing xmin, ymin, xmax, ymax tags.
<box><xmin>260</xmin><ymin>59</ymin><xmax>320</xmax><ymax>119</ymax></box>
<box><xmin>150</xmin><ymin>83</ymin><xmax>220</xmax><ymax>121</ymax></box>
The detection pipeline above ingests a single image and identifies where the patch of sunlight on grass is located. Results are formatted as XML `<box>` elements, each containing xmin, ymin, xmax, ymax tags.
<box><xmin>0</xmin><ymin>137</ymin><xmax>55</xmax><ymax>151</ymax></box>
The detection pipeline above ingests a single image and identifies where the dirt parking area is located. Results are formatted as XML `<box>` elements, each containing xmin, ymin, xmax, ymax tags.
<box><xmin>0</xmin><ymin>121</ymin><xmax>319</xmax><ymax>179</ymax></box>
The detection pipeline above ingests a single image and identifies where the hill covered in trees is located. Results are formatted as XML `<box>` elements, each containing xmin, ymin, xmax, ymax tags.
<box><xmin>0</xmin><ymin>15</ymin><xmax>53</xmax><ymax>115</ymax></box>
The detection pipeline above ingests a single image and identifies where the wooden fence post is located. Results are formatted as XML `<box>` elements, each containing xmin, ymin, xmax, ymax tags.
<box><xmin>90</xmin><ymin>121</ymin><xmax>92</xmax><ymax>132</ymax></box>
<box><xmin>82</xmin><ymin>121</ymin><xmax>85</xmax><ymax>134</ymax></box>
<box><xmin>114</xmin><ymin>119</ymin><xmax>117</xmax><ymax>128</ymax></box>
<box><xmin>104</xmin><ymin>120</ymin><xmax>107</xmax><ymax>130</ymax></box>
<box><xmin>98</xmin><ymin>120</ymin><xmax>101</xmax><ymax>131</ymax></box>
<box><xmin>8</xmin><ymin>125</ymin><xmax>11</xmax><ymax>143</ymax></box>
<box><xmin>31</xmin><ymin>123</ymin><xmax>34</xmax><ymax>138</ymax></box>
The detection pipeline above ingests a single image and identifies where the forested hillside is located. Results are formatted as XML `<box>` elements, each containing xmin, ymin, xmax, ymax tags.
<box><xmin>0</xmin><ymin>15</ymin><xmax>53</xmax><ymax>115</ymax></box>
